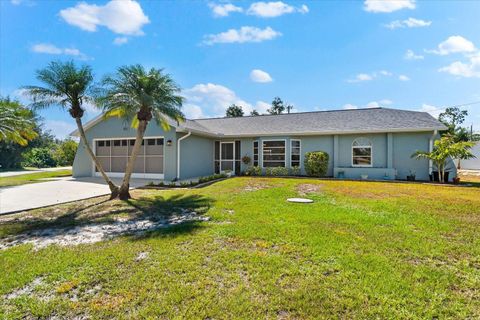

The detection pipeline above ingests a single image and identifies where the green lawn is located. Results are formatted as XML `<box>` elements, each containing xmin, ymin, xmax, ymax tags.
<box><xmin>0</xmin><ymin>177</ymin><xmax>479</xmax><ymax>318</ymax></box>
<box><xmin>0</xmin><ymin>169</ymin><xmax>72</xmax><ymax>187</ymax></box>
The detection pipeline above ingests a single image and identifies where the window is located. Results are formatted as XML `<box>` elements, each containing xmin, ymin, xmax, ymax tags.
<box><xmin>290</xmin><ymin>139</ymin><xmax>301</xmax><ymax>167</ymax></box>
<box><xmin>262</xmin><ymin>140</ymin><xmax>285</xmax><ymax>167</ymax></box>
<box><xmin>253</xmin><ymin>141</ymin><xmax>259</xmax><ymax>166</ymax></box>
<box><xmin>352</xmin><ymin>137</ymin><xmax>372</xmax><ymax>167</ymax></box>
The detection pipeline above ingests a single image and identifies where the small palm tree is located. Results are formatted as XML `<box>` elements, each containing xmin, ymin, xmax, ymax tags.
<box><xmin>97</xmin><ymin>65</ymin><xmax>184</xmax><ymax>199</ymax></box>
<box><xmin>412</xmin><ymin>135</ymin><xmax>475</xmax><ymax>183</ymax></box>
<box><xmin>0</xmin><ymin>97</ymin><xmax>37</xmax><ymax>146</ymax></box>
<box><xmin>22</xmin><ymin>61</ymin><xmax>119</xmax><ymax>197</ymax></box>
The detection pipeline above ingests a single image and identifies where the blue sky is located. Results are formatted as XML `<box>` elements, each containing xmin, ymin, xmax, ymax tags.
<box><xmin>1</xmin><ymin>0</ymin><xmax>479</xmax><ymax>138</ymax></box>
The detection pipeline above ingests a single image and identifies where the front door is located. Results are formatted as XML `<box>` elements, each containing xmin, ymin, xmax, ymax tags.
<box><xmin>220</xmin><ymin>142</ymin><xmax>235</xmax><ymax>173</ymax></box>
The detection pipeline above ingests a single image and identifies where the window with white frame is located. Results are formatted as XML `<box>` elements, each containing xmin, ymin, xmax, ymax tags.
<box><xmin>253</xmin><ymin>141</ymin><xmax>259</xmax><ymax>166</ymax></box>
<box><xmin>352</xmin><ymin>137</ymin><xmax>372</xmax><ymax>167</ymax></box>
<box><xmin>262</xmin><ymin>140</ymin><xmax>285</xmax><ymax>167</ymax></box>
<box><xmin>290</xmin><ymin>139</ymin><xmax>301</xmax><ymax>167</ymax></box>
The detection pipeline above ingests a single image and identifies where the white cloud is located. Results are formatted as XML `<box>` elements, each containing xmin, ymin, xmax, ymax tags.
<box><xmin>364</xmin><ymin>0</ymin><xmax>415</xmax><ymax>13</ymax></box>
<box><xmin>255</xmin><ymin>101</ymin><xmax>271</xmax><ymax>113</ymax></box>
<box><xmin>59</xmin><ymin>0</ymin><xmax>150</xmax><ymax>36</ymax></box>
<box><xmin>348</xmin><ymin>70</ymin><xmax>409</xmax><ymax>83</ymax></box>
<box><xmin>427</xmin><ymin>35</ymin><xmax>476</xmax><ymax>55</ymax></box>
<box><xmin>182</xmin><ymin>83</ymin><xmax>276</xmax><ymax>117</ymax></box>
<box><xmin>31</xmin><ymin>43</ymin><xmax>89</xmax><ymax>60</ymax></box>
<box><xmin>246</xmin><ymin>1</ymin><xmax>309</xmax><ymax>17</ymax></box>
<box><xmin>208</xmin><ymin>3</ymin><xmax>243</xmax><ymax>17</ymax></box>
<box><xmin>250</xmin><ymin>69</ymin><xmax>273</xmax><ymax>83</ymax></box>
<box><xmin>404</xmin><ymin>49</ymin><xmax>424</xmax><ymax>60</ymax></box>
<box><xmin>439</xmin><ymin>54</ymin><xmax>480</xmax><ymax>78</ymax></box>
<box><xmin>44</xmin><ymin>120</ymin><xmax>77</xmax><ymax>139</ymax></box>
<box><xmin>203</xmin><ymin>26</ymin><xmax>281</xmax><ymax>45</ymax></box>
<box><xmin>182</xmin><ymin>83</ymin><xmax>253</xmax><ymax>116</ymax></box>
<box><xmin>182</xmin><ymin>104</ymin><xmax>205</xmax><ymax>119</ymax></box>
<box><xmin>10</xmin><ymin>0</ymin><xmax>34</xmax><ymax>6</ymax></box>
<box><xmin>348</xmin><ymin>73</ymin><xmax>374</xmax><ymax>83</ymax></box>
<box><xmin>398</xmin><ymin>74</ymin><xmax>410</xmax><ymax>81</ymax></box>
<box><xmin>343</xmin><ymin>103</ymin><xmax>358</xmax><ymax>110</ymax></box>
<box><xmin>113</xmin><ymin>37</ymin><xmax>128</xmax><ymax>45</ymax></box>
<box><xmin>384</xmin><ymin>17</ymin><xmax>431</xmax><ymax>29</ymax></box>
<box><xmin>419</xmin><ymin>104</ymin><xmax>444</xmax><ymax>118</ymax></box>
<box><xmin>343</xmin><ymin>100</ymin><xmax>392</xmax><ymax>110</ymax></box>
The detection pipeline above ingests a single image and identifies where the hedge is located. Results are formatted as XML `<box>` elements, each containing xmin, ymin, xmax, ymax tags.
<box><xmin>304</xmin><ymin>151</ymin><xmax>329</xmax><ymax>177</ymax></box>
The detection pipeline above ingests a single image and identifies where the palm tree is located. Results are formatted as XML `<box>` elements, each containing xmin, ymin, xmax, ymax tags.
<box><xmin>0</xmin><ymin>97</ymin><xmax>38</xmax><ymax>146</ymax></box>
<box><xmin>22</xmin><ymin>61</ymin><xmax>119</xmax><ymax>197</ymax></box>
<box><xmin>412</xmin><ymin>135</ymin><xmax>475</xmax><ymax>183</ymax></box>
<box><xmin>97</xmin><ymin>65</ymin><xmax>184</xmax><ymax>199</ymax></box>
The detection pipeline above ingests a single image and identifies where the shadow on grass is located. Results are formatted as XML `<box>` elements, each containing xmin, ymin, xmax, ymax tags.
<box><xmin>0</xmin><ymin>194</ymin><xmax>214</xmax><ymax>248</ymax></box>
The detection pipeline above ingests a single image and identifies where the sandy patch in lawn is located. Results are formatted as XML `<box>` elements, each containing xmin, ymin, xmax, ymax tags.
<box><xmin>296</xmin><ymin>183</ymin><xmax>323</xmax><ymax>196</ymax></box>
<box><xmin>243</xmin><ymin>181</ymin><xmax>272</xmax><ymax>192</ymax></box>
<box><xmin>0</xmin><ymin>210</ymin><xmax>209</xmax><ymax>250</ymax></box>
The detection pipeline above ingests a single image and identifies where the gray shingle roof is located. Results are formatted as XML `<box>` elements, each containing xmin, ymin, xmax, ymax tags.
<box><xmin>179</xmin><ymin>108</ymin><xmax>446</xmax><ymax>137</ymax></box>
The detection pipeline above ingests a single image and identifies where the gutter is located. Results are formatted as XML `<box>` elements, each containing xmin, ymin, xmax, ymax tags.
<box><xmin>176</xmin><ymin>131</ymin><xmax>192</xmax><ymax>180</ymax></box>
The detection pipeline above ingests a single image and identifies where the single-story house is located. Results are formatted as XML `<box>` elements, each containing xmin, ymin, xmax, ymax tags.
<box><xmin>71</xmin><ymin>107</ymin><xmax>453</xmax><ymax>181</ymax></box>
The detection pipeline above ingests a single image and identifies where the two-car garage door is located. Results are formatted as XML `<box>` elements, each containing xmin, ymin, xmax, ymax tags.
<box><xmin>94</xmin><ymin>137</ymin><xmax>164</xmax><ymax>179</ymax></box>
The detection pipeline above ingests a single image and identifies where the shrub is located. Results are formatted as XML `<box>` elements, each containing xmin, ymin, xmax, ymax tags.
<box><xmin>168</xmin><ymin>181</ymin><xmax>177</xmax><ymax>187</ymax></box>
<box><xmin>290</xmin><ymin>165</ymin><xmax>301</xmax><ymax>176</ymax></box>
<box><xmin>266</xmin><ymin>166</ymin><xmax>289</xmax><ymax>176</ymax></box>
<box><xmin>22</xmin><ymin>147</ymin><xmax>57</xmax><ymax>168</ymax></box>
<box><xmin>53</xmin><ymin>139</ymin><xmax>78</xmax><ymax>166</ymax></box>
<box><xmin>180</xmin><ymin>181</ymin><xmax>189</xmax><ymax>187</ymax></box>
<box><xmin>304</xmin><ymin>151</ymin><xmax>329</xmax><ymax>177</ymax></box>
<box><xmin>157</xmin><ymin>181</ymin><xmax>165</xmax><ymax>187</ymax></box>
<box><xmin>245</xmin><ymin>166</ymin><xmax>262</xmax><ymax>176</ymax></box>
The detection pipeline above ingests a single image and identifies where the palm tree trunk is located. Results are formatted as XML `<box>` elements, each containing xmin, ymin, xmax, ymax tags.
<box><xmin>118</xmin><ymin>119</ymin><xmax>148</xmax><ymax>200</ymax></box>
<box><xmin>75</xmin><ymin>117</ymin><xmax>119</xmax><ymax>198</ymax></box>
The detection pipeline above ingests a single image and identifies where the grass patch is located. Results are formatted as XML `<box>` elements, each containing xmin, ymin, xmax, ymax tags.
<box><xmin>0</xmin><ymin>177</ymin><xmax>479</xmax><ymax>318</ymax></box>
<box><xmin>0</xmin><ymin>170</ymin><xmax>72</xmax><ymax>187</ymax></box>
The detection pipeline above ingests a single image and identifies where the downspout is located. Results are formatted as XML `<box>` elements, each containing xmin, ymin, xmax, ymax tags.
<box><xmin>177</xmin><ymin>131</ymin><xmax>192</xmax><ymax>180</ymax></box>
<box><xmin>429</xmin><ymin>130</ymin><xmax>437</xmax><ymax>174</ymax></box>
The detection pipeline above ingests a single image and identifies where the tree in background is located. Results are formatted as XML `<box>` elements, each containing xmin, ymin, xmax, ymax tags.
<box><xmin>438</xmin><ymin>107</ymin><xmax>469</xmax><ymax>141</ymax></box>
<box><xmin>54</xmin><ymin>139</ymin><xmax>78</xmax><ymax>166</ymax></box>
<box><xmin>22</xmin><ymin>61</ymin><xmax>119</xmax><ymax>197</ymax></box>
<box><xmin>0</xmin><ymin>97</ymin><xmax>37</xmax><ymax>146</ymax></box>
<box><xmin>98</xmin><ymin>65</ymin><xmax>184</xmax><ymax>199</ymax></box>
<box><xmin>225</xmin><ymin>104</ymin><xmax>244</xmax><ymax>117</ymax></box>
<box><xmin>267</xmin><ymin>97</ymin><xmax>285</xmax><ymax>115</ymax></box>
<box><xmin>250</xmin><ymin>110</ymin><xmax>260</xmax><ymax>116</ymax></box>
<box><xmin>412</xmin><ymin>135</ymin><xmax>475</xmax><ymax>183</ymax></box>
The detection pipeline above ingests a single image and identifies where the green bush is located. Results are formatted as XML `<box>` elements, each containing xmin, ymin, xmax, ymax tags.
<box><xmin>304</xmin><ymin>151</ymin><xmax>329</xmax><ymax>177</ymax></box>
<box><xmin>245</xmin><ymin>166</ymin><xmax>262</xmax><ymax>176</ymax></box>
<box><xmin>22</xmin><ymin>147</ymin><xmax>57</xmax><ymax>168</ymax></box>
<box><xmin>290</xmin><ymin>165</ymin><xmax>301</xmax><ymax>176</ymax></box>
<box><xmin>265</xmin><ymin>166</ymin><xmax>289</xmax><ymax>176</ymax></box>
<box><xmin>54</xmin><ymin>139</ymin><xmax>78</xmax><ymax>166</ymax></box>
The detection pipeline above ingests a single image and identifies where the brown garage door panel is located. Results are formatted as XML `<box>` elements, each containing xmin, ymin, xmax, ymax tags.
<box><xmin>146</xmin><ymin>157</ymin><xmax>163</xmax><ymax>173</ymax></box>
<box><xmin>111</xmin><ymin>157</ymin><xmax>127</xmax><ymax>172</ymax></box>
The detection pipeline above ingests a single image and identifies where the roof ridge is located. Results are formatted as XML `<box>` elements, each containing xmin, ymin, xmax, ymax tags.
<box><xmin>189</xmin><ymin>107</ymin><xmax>385</xmax><ymax>121</ymax></box>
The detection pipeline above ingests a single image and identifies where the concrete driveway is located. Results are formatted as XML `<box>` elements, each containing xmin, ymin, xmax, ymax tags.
<box><xmin>0</xmin><ymin>177</ymin><xmax>159</xmax><ymax>214</ymax></box>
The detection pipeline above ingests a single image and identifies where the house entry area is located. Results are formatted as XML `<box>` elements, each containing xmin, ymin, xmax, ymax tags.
<box><xmin>214</xmin><ymin>141</ymin><xmax>241</xmax><ymax>175</ymax></box>
<box><xmin>94</xmin><ymin>137</ymin><xmax>164</xmax><ymax>179</ymax></box>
